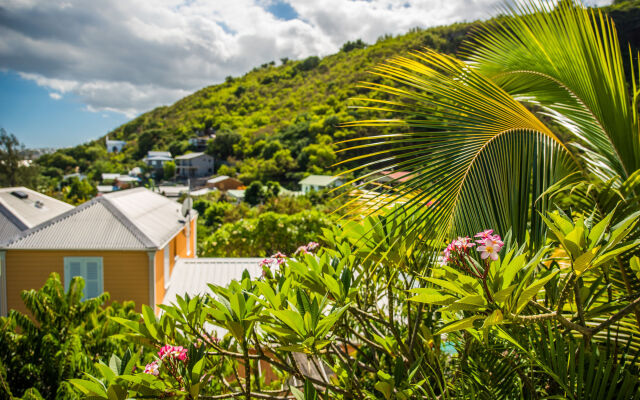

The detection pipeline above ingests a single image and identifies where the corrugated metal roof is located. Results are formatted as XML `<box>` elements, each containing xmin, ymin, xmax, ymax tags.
<box><xmin>2</xmin><ymin>188</ymin><xmax>190</xmax><ymax>250</ymax></box>
<box><xmin>103</xmin><ymin>188</ymin><xmax>186</xmax><ymax>248</ymax></box>
<box><xmin>148</xmin><ymin>151</ymin><xmax>172</xmax><ymax>158</ymax></box>
<box><xmin>0</xmin><ymin>211</ymin><xmax>23</xmax><ymax>243</ymax></box>
<box><xmin>175</xmin><ymin>152</ymin><xmax>206</xmax><ymax>160</ymax></box>
<box><xmin>206</xmin><ymin>175</ymin><xmax>230</xmax><ymax>184</ymax></box>
<box><xmin>2</xmin><ymin>200</ymin><xmax>151</xmax><ymax>249</ymax></box>
<box><xmin>162</xmin><ymin>258</ymin><xmax>263</xmax><ymax>306</ymax></box>
<box><xmin>0</xmin><ymin>187</ymin><xmax>73</xmax><ymax>229</ymax></box>
<box><xmin>298</xmin><ymin>175</ymin><xmax>339</xmax><ymax>186</ymax></box>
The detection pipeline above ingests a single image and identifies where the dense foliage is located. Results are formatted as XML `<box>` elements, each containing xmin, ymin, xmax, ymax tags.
<box><xmin>0</xmin><ymin>274</ymin><xmax>141</xmax><ymax>399</ymax></box>
<box><xmin>194</xmin><ymin>193</ymin><xmax>338</xmax><ymax>257</ymax></box>
<box><xmin>70</xmin><ymin>207</ymin><xmax>640</xmax><ymax>399</ymax></box>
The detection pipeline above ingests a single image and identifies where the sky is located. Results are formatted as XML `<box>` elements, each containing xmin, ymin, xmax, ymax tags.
<box><xmin>0</xmin><ymin>0</ymin><xmax>611</xmax><ymax>149</ymax></box>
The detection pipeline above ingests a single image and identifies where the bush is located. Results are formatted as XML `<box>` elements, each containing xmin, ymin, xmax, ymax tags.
<box><xmin>0</xmin><ymin>273</ymin><xmax>141</xmax><ymax>399</ymax></box>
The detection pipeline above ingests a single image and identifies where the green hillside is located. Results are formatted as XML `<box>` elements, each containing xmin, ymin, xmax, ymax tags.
<box><xmin>34</xmin><ymin>0</ymin><xmax>640</xmax><ymax>191</ymax></box>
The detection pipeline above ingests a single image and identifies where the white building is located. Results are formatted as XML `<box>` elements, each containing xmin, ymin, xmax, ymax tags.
<box><xmin>144</xmin><ymin>151</ymin><xmax>173</xmax><ymax>172</ymax></box>
<box><xmin>106</xmin><ymin>136</ymin><xmax>127</xmax><ymax>153</ymax></box>
<box><xmin>298</xmin><ymin>175</ymin><xmax>342</xmax><ymax>194</ymax></box>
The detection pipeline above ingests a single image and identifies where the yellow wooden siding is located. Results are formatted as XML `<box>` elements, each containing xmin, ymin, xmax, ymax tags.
<box><xmin>5</xmin><ymin>250</ymin><xmax>149</xmax><ymax>314</ymax></box>
<box><xmin>153</xmin><ymin>221</ymin><xmax>196</xmax><ymax>309</ymax></box>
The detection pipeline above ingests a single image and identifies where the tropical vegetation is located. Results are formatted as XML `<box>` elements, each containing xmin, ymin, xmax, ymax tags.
<box><xmin>5</xmin><ymin>0</ymin><xmax>640</xmax><ymax>398</ymax></box>
<box><xmin>0</xmin><ymin>274</ymin><xmax>142</xmax><ymax>399</ymax></box>
<box><xmin>65</xmin><ymin>1</ymin><xmax>640</xmax><ymax>398</ymax></box>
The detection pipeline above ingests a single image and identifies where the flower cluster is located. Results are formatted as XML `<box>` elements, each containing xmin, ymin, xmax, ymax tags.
<box><xmin>440</xmin><ymin>230</ymin><xmax>504</xmax><ymax>267</ymax></box>
<box><xmin>475</xmin><ymin>229</ymin><xmax>504</xmax><ymax>261</ymax></box>
<box><xmin>158</xmin><ymin>345</ymin><xmax>188</xmax><ymax>361</ymax></box>
<box><xmin>440</xmin><ymin>236</ymin><xmax>475</xmax><ymax>266</ymax></box>
<box><xmin>144</xmin><ymin>344</ymin><xmax>189</xmax><ymax>376</ymax></box>
<box><xmin>144</xmin><ymin>361</ymin><xmax>159</xmax><ymax>376</ymax></box>
<box><xmin>295</xmin><ymin>241</ymin><xmax>320</xmax><ymax>255</ymax></box>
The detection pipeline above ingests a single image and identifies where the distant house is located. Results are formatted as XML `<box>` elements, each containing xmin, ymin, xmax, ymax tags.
<box><xmin>156</xmin><ymin>185</ymin><xmax>190</xmax><ymax>199</ymax></box>
<box><xmin>0</xmin><ymin>188</ymin><xmax>197</xmax><ymax>316</ymax></box>
<box><xmin>299</xmin><ymin>175</ymin><xmax>342</xmax><ymax>194</ymax></box>
<box><xmin>144</xmin><ymin>151</ymin><xmax>173</xmax><ymax>172</ymax></box>
<box><xmin>175</xmin><ymin>152</ymin><xmax>214</xmax><ymax>179</ymax></box>
<box><xmin>101</xmin><ymin>173</ymin><xmax>120</xmax><ymax>184</ymax></box>
<box><xmin>129</xmin><ymin>167</ymin><xmax>142</xmax><ymax>177</ymax></box>
<box><xmin>206</xmin><ymin>176</ymin><xmax>243</xmax><ymax>191</ymax></box>
<box><xmin>106</xmin><ymin>136</ymin><xmax>127</xmax><ymax>153</ymax></box>
<box><xmin>114</xmin><ymin>175</ymin><xmax>141</xmax><ymax>190</ymax></box>
<box><xmin>188</xmin><ymin>137</ymin><xmax>213</xmax><ymax>151</ymax></box>
<box><xmin>62</xmin><ymin>172</ymin><xmax>87</xmax><ymax>182</ymax></box>
<box><xmin>0</xmin><ymin>187</ymin><xmax>74</xmax><ymax>244</ymax></box>
<box><xmin>226</xmin><ymin>189</ymin><xmax>245</xmax><ymax>203</ymax></box>
<box><xmin>369</xmin><ymin>171</ymin><xmax>414</xmax><ymax>185</ymax></box>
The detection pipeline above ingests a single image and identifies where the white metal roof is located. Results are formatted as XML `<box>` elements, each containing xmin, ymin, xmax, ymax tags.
<box><xmin>2</xmin><ymin>188</ymin><xmax>191</xmax><ymax>250</ymax></box>
<box><xmin>97</xmin><ymin>185</ymin><xmax>116</xmax><ymax>193</ymax></box>
<box><xmin>206</xmin><ymin>175</ymin><xmax>230</xmax><ymax>184</ymax></box>
<box><xmin>298</xmin><ymin>175</ymin><xmax>339</xmax><ymax>187</ymax></box>
<box><xmin>162</xmin><ymin>258</ymin><xmax>263</xmax><ymax>306</ymax></box>
<box><xmin>175</xmin><ymin>152</ymin><xmax>207</xmax><ymax>160</ymax></box>
<box><xmin>0</xmin><ymin>187</ymin><xmax>74</xmax><ymax>242</ymax></box>
<box><xmin>102</xmin><ymin>173</ymin><xmax>120</xmax><ymax>180</ymax></box>
<box><xmin>226</xmin><ymin>189</ymin><xmax>245</xmax><ymax>199</ymax></box>
<box><xmin>148</xmin><ymin>151</ymin><xmax>172</xmax><ymax>158</ymax></box>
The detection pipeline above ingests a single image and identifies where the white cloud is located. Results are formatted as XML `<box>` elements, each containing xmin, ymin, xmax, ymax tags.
<box><xmin>49</xmin><ymin>92</ymin><xmax>62</xmax><ymax>100</ymax></box>
<box><xmin>0</xmin><ymin>0</ymin><xmax>612</xmax><ymax>118</ymax></box>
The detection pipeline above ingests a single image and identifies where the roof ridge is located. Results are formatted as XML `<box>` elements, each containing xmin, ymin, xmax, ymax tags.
<box><xmin>0</xmin><ymin>197</ymin><xmax>155</xmax><ymax>249</ymax></box>
<box><xmin>100</xmin><ymin>196</ymin><xmax>157</xmax><ymax>248</ymax></box>
<box><xmin>0</xmin><ymin>197</ymin><xmax>102</xmax><ymax>247</ymax></box>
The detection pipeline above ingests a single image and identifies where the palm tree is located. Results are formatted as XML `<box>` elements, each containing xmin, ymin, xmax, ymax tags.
<box><xmin>342</xmin><ymin>0</ymin><xmax>639</xmax><ymax>247</ymax></box>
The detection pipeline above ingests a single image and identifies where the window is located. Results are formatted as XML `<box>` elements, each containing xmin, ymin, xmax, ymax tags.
<box><xmin>64</xmin><ymin>257</ymin><xmax>103</xmax><ymax>299</ymax></box>
<box><xmin>164</xmin><ymin>246</ymin><xmax>170</xmax><ymax>288</ymax></box>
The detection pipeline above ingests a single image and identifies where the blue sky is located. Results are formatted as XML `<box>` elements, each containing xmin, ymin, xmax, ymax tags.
<box><xmin>0</xmin><ymin>71</ymin><xmax>128</xmax><ymax>148</ymax></box>
<box><xmin>0</xmin><ymin>0</ymin><xmax>611</xmax><ymax>150</ymax></box>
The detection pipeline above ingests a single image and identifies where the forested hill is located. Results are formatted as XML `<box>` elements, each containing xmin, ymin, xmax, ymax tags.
<box><xmin>35</xmin><ymin>0</ymin><xmax>640</xmax><ymax>190</ymax></box>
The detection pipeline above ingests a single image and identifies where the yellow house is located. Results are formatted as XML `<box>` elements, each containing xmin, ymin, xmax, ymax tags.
<box><xmin>0</xmin><ymin>188</ymin><xmax>197</xmax><ymax>315</ymax></box>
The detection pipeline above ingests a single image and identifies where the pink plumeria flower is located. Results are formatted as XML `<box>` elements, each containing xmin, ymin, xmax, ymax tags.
<box><xmin>295</xmin><ymin>245</ymin><xmax>310</xmax><ymax>255</ymax></box>
<box><xmin>306</xmin><ymin>242</ymin><xmax>319</xmax><ymax>250</ymax></box>
<box><xmin>260</xmin><ymin>258</ymin><xmax>274</xmax><ymax>267</ymax></box>
<box><xmin>144</xmin><ymin>361</ymin><xmax>159</xmax><ymax>376</ymax></box>
<box><xmin>158</xmin><ymin>345</ymin><xmax>188</xmax><ymax>362</ymax></box>
<box><xmin>271</xmin><ymin>252</ymin><xmax>287</xmax><ymax>264</ymax></box>
<box><xmin>477</xmin><ymin>242</ymin><xmax>501</xmax><ymax>261</ymax></box>
<box><xmin>474</xmin><ymin>229</ymin><xmax>494</xmax><ymax>240</ymax></box>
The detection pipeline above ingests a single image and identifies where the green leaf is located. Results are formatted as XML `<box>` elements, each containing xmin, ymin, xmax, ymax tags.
<box><xmin>631</xmin><ymin>256</ymin><xmax>640</xmax><ymax>280</ymax></box>
<box><xmin>106</xmin><ymin>385</ymin><xmax>127</xmax><ymax>400</ymax></box>
<box><xmin>142</xmin><ymin>305</ymin><xmax>158</xmax><ymax>341</ymax></box>
<box><xmin>573</xmin><ymin>248</ymin><xmax>598</xmax><ymax>276</ymax></box>
<box><xmin>515</xmin><ymin>271</ymin><xmax>559</xmax><ymax>314</ymax></box>
<box><xmin>408</xmin><ymin>288</ymin><xmax>456</xmax><ymax>305</ymax></box>
<box><xmin>69</xmin><ymin>379</ymin><xmax>107</xmax><ymax>398</ymax></box>
<box><xmin>271</xmin><ymin>309</ymin><xmax>305</xmax><ymax>336</ymax></box>
<box><xmin>482</xmin><ymin>310</ymin><xmax>504</xmax><ymax>328</ymax></box>
<box><xmin>587</xmin><ymin>210</ymin><xmax>615</xmax><ymax>245</ymax></box>
<box><xmin>436</xmin><ymin>315</ymin><xmax>482</xmax><ymax>334</ymax></box>
<box><xmin>375</xmin><ymin>381</ymin><xmax>393</xmax><ymax>400</ymax></box>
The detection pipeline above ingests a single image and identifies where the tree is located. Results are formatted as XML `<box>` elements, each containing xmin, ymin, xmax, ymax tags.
<box><xmin>163</xmin><ymin>160</ymin><xmax>176</xmax><ymax>180</ymax></box>
<box><xmin>63</xmin><ymin>177</ymin><xmax>96</xmax><ymax>205</ymax></box>
<box><xmin>0</xmin><ymin>273</ymin><xmax>140</xmax><ymax>399</ymax></box>
<box><xmin>343</xmin><ymin>0</ymin><xmax>640</xmax><ymax>249</ymax></box>
<box><xmin>0</xmin><ymin>128</ymin><xmax>22</xmax><ymax>186</ymax></box>
<box><xmin>244</xmin><ymin>181</ymin><xmax>264</xmax><ymax>206</ymax></box>
<box><xmin>206</xmin><ymin>130</ymin><xmax>241</xmax><ymax>160</ymax></box>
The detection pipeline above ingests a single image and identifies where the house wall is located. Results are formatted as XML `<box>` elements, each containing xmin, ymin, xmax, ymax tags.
<box><xmin>177</xmin><ymin>154</ymin><xmax>214</xmax><ymax>178</ymax></box>
<box><xmin>4</xmin><ymin>250</ymin><xmax>149</xmax><ymax>314</ymax></box>
<box><xmin>153</xmin><ymin>217</ymin><xmax>197</xmax><ymax>310</ymax></box>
